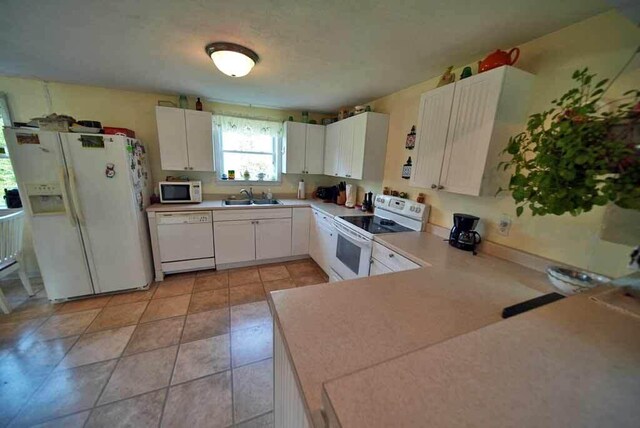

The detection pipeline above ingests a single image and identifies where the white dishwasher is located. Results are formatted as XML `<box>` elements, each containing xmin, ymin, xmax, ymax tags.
<box><xmin>156</xmin><ymin>211</ymin><xmax>215</xmax><ymax>274</ymax></box>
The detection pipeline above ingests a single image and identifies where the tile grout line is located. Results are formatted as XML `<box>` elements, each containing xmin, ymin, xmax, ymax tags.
<box><xmin>228</xmin><ymin>282</ymin><xmax>236</xmax><ymax>427</ymax></box>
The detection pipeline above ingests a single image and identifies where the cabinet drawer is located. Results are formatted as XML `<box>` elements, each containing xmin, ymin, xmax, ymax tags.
<box><xmin>311</xmin><ymin>208</ymin><xmax>333</xmax><ymax>229</ymax></box>
<box><xmin>213</xmin><ymin>208</ymin><xmax>292</xmax><ymax>222</ymax></box>
<box><xmin>372</xmin><ymin>242</ymin><xmax>420</xmax><ymax>272</ymax></box>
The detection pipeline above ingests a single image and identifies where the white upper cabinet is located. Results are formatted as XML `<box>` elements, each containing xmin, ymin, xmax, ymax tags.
<box><xmin>324</xmin><ymin>112</ymin><xmax>389</xmax><ymax>180</ymax></box>
<box><xmin>282</xmin><ymin>122</ymin><xmax>325</xmax><ymax>174</ymax></box>
<box><xmin>411</xmin><ymin>66</ymin><xmax>534</xmax><ymax>196</ymax></box>
<box><xmin>156</xmin><ymin>106</ymin><xmax>214</xmax><ymax>172</ymax></box>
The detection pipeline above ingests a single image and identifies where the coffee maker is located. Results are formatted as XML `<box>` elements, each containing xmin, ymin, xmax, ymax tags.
<box><xmin>448</xmin><ymin>213</ymin><xmax>482</xmax><ymax>255</ymax></box>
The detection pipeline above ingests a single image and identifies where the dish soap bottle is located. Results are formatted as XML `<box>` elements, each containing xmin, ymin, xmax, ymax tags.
<box><xmin>266</xmin><ymin>188</ymin><xmax>273</xmax><ymax>200</ymax></box>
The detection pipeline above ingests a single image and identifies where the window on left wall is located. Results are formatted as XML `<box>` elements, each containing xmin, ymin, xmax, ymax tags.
<box><xmin>213</xmin><ymin>115</ymin><xmax>283</xmax><ymax>183</ymax></box>
<box><xmin>0</xmin><ymin>93</ymin><xmax>17</xmax><ymax>207</ymax></box>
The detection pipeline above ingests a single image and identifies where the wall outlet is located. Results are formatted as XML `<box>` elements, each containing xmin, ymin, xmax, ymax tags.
<box><xmin>498</xmin><ymin>214</ymin><xmax>512</xmax><ymax>236</ymax></box>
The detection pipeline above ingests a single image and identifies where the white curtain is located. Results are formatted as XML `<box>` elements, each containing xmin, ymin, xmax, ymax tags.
<box><xmin>212</xmin><ymin>115</ymin><xmax>282</xmax><ymax>137</ymax></box>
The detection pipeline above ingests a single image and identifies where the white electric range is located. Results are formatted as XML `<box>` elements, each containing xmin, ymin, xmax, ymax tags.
<box><xmin>330</xmin><ymin>195</ymin><xmax>430</xmax><ymax>280</ymax></box>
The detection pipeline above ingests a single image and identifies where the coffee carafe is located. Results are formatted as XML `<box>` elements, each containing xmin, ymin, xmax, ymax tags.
<box><xmin>448</xmin><ymin>213</ymin><xmax>482</xmax><ymax>255</ymax></box>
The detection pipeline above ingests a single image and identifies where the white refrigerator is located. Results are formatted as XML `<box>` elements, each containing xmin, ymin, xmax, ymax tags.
<box><xmin>3</xmin><ymin>128</ymin><xmax>153</xmax><ymax>300</ymax></box>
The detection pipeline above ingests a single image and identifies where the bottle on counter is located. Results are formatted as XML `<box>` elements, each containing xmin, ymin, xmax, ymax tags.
<box><xmin>297</xmin><ymin>179</ymin><xmax>306</xmax><ymax>200</ymax></box>
<box><xmin>196</xmin><ymin>97</ymin><xmax>203</xmax><ymax>111</ymax></box>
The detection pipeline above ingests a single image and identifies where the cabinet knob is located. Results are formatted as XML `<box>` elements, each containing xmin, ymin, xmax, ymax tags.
<box><xmin>388</xmin><ymin>253</ymin><xmax>394</xmax><ymax>258</ymax></box>
<box><xmin>437</xmin><ymin>185</ymin><xmax>444</xmax><ymax>190</ymax></box>
<box><xmin>334</xmin><ymin>173</ymin><xmax>338</xmax><ymax>176</ymax></box>
<box><xmin>184</xmin><ymin>167</ymin><xmax>188</xmax><ymax>170</ymax></box>
<box><xmin>431</xmin><ymin>184</ymin><xmax>437</xmax><ymax>189</ymax></box>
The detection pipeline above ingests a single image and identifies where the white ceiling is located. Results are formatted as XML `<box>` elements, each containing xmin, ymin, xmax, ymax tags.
<box><xmin>0</xmin><ymin>0</ymin><xmax>610</xmax><ymax>112</ymax></box>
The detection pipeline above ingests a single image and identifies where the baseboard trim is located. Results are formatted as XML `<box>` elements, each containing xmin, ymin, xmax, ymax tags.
<box><xmin>426</xmin><ymin>222</ymin><xmax>568</xmax><ymax>274</ymax></box>
<box><xmin>216</xmin><ymin>255</ymin><xmax>309</xmax><ymax>271</ymax></box>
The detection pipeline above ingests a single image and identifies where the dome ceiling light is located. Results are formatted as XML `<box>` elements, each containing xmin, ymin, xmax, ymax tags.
<box><xmin>205</xmin><ymin>42</ymin><xmax>259</xmax><ymax>77</ymax></box>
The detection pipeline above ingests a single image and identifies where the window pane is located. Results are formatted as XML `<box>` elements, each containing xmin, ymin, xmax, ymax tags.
<box><xmin>0</xmin><ymin>111</ymin><xmax>18</xmax><ymax>196</ymax></box>
<box><xmin>222</xmin><ymin>132</ymin><xmax>273</xmax><ymax>153</ymax></box>
<box><xmin>223</xmin><ymin>153</ymin><xmax>276</xmax><ymax>181</ymax></box>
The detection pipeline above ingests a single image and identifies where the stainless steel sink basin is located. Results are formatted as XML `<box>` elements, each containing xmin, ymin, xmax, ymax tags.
<box><xmin>251</xmin><ymin>199</ymin><xmax>281</xmax><ymax>205</ymax></box>
<box><xmin>223</xmin><ymin>199</ymin><xmax>280</xmax><ymax>206</ymax></box>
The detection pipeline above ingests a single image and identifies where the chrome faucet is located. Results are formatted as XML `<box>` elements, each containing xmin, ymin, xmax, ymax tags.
<box><xmin>240</xmin><ymin>187</ymin><xmax>254</xmax><ymax>201</ymax></box>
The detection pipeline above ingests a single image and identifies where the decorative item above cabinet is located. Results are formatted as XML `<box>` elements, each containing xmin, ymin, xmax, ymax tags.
<box><xmin>324</xmin><ymin>112</ymin><xmax>389</xmax><ymax>181</ymax></box>
<box><xmin>155</xmin><ymin>106</ymin><xmax>214</xmax><ymax>172</ymax></box>
<box><xmin>410</xmin><ymin>65</ymin><xmax>534</xmax><ymax>196</ymax></box>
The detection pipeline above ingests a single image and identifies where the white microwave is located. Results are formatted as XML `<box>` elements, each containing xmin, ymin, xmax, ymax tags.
<box><xmin>159</xmin><ymin>181</ymin><xmax>202</xmax><ymax>204</ymax></box>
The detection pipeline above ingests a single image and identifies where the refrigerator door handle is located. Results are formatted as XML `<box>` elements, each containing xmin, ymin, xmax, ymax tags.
<box><xmin>67</xmin><ymin>167</ymin><xmax>85</xmax><ymax>225</ymax></box>
<box><xmin>58</xmin><ymin>168</ymin><xmax>76</xmax><ymax>226</ymax></box>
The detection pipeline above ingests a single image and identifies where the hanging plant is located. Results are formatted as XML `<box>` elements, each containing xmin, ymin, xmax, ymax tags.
<box><xmin>499</xmin><ymin>68</ymin><xmax>640</xmax><ymax>217</ymax></box>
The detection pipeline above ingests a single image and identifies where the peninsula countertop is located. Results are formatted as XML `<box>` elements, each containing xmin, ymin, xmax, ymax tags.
<box><xmin>321</xmin><ymin>288</ymin><xmax>640</xmax><ymax>428</ymax></box>
<box><xmin>269</xmin><ymin>231</ymin><xmax>553</xmax><ymax>426</ymax></box>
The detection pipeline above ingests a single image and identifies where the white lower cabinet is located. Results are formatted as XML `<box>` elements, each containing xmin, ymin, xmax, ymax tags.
<box><xmin>213</xmin><ymin>220</ymin><xmax>255</xmax><ymax>264</ymax></box>
<box><xmin>309</xmin><ymin>208</ymin><xmax>336</xmax><ymax>275</ymax></box>
<box><xmin>291</xmin><ymin>208</ymin><xmax>311</xmax><ymax>256</ymax></box>
<box><xmin>369</xmin><ymin>242</ymin><xmax>420</xmax><ymax>275</ymax></box>
<box><xmin>213</xmin><ymin>208</ymin><xmax>296</xmax><ymax>267</ymax></box>
<box><xmin>256</xmin><ymin>218</ymin><xmax>292</xmax><ymax>260</ymax></box>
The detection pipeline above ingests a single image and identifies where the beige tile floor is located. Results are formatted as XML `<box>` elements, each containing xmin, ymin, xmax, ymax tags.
<box><xmin>0</xmin><ymin>259</ymin><xmax>328</xmax><ymax>428</ymax></box>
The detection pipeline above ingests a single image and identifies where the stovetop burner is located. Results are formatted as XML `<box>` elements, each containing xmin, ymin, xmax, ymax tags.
<box><xmin>338</xmin><ymin>215</ymin><xmax>412</xmax><ymax>234</ymax></box>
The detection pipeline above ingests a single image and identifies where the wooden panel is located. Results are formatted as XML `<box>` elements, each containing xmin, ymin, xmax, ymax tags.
<box><xmin>184</xmin><ymin>109</ymin><xmax>214</xmax><ymax>171</ymax></box>
<box><xmin>410</xmin><ymin>85</ymin><xmax>455</xmax><ymax>189</ymax></box>
<box><xmin>274</xmin><ymin>325</ymin><xmax>312</xmax><ymax>428</ymax></box>
<box><xmin>291</xmin><ymin>207</ymin><xmax>311</xmax><ymax>256</ymax></box>
<box><xmin>255</xmin><ymin>218</ymin><xmax>292</xmax><ymax>260</ymax></box>
<box><xmin>439</xmin><ymin>68</ymin><xmax>504</xmax><ymax>195</ymax></box>
<box><xmin>213</xmin><ymin>220</ymin><xmax>255</xmax><ymax>264</ymax></box>
<box><xmin>305</xmin><ymin>124</ymin><xmax>325</xmax><ymax>174</ymax></box>
<box><xmin>283</xmin><ymin>121</ymin><xmax>307</xmax><ymax>174</ymax></box>
<box><xmin>156</xmin><ymin>106</ymin><xmax>188</xmax><ymax>171</ymax></box>
<box><xmin>324</xmin><ymin>122</ymin><xmax>340</xmax><ymax>177</ymax></box>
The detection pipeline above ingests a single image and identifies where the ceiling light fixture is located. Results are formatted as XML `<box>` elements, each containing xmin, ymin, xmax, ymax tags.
<box><xmin>205</xmin><ymin>42</ymin><xmax>259</xmax><ymax>77</ymax></box>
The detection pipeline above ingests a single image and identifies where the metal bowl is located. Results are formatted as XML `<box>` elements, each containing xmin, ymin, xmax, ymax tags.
<box><xmin>546</xmin><ymin>266</ymin><xmax>611</xmax><ymax>295</ymax></box>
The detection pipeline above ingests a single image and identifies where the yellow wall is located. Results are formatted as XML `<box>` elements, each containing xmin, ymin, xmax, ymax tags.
<box><xmin>367</xmin><ymin>10</ymin><xmax>640</xmax><ymax>277</ymax></box>
<box><xmin>0</xmin><ymin>77</ymin><xmax>335</xmax><ymax>196</ymax></box>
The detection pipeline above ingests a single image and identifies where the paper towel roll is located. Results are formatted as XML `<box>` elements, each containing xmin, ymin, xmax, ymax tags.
<box><xmin>345</xmin><ymin>184</ymin><xmax>356</xmax><ymax>208</ymax></box>
<box><xmin>297</xmin><ymin>179</ymin><xmax>306</xmax><ymax>199</ymax></box>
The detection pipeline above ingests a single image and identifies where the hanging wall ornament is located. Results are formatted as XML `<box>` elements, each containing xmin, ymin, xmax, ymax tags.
<box><xmin>405</xmin><ymin>126</ymin><xmax>416</xmax><ymax>149</ymax></box>
<box><xmin>402</xmin><ymin>157</ymin><xmax>412</xmax><ymax>179</ymax></box>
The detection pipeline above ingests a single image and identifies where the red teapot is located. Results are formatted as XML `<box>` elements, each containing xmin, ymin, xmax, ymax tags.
<box><xmin>478</xmin><ymin>48</ymin><xmax>520</xmax><ymax>73</ymax></box>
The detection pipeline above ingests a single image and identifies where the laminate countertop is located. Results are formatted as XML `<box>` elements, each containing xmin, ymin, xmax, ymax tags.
<box><xmin>322</xmin><ymin>288</ymin><xmax>640</xmax><ymax>428</ymax></box>
<box><xmin>269</xmin><ymin>231</ymin><xmax>554</xmax><ymax>426</ymax></box>
<box><xmin>146</xmin><ymin>199</ymin><xmax>370</xmax><ymax>219</ymax></box>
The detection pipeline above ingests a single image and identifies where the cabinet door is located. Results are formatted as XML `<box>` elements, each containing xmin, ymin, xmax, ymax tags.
<box><xmin>439</xmin><ymin>70</ymin><xmax>503</xmax><ymax>195</ymax></box>
<box><xmin>348</xmin><ymin>114</ymin><xmax>367</xmax><ymax>180</ymax></box>
<box><xmin>156</xmin><ymin>106</ymin><xmax>189</xmax><ymax>171</ymax></box>
<box><xmin>291</xmin><ymin>207</ymin><xmax>311</xmax><ymax>256</ymax></box>
<box><xmin>369</xmin><ymin>258</ymin><xmax>393</xmax><ymax>276</ymax></box>
<box><xmin>324</xmin><ymin>122</ymin><xmax>340</xmax><ymax>177</ymax></box>
<box><xmin>337</xmin><ymin>119</ymin><xmax>354</xmax><ymax>178</ymax></box>
<box><xmin>305</xmin><ymin>124</ymin><xmax>325</xmax><ymax>174</ymax></box>
<box><xmin>308</xmin><ymin>210</ymin><xmax>321</xmax><ymax>265</ymax></box>
<box><xmin>282</xmin><ymin>122</ymin><xmax>307</xmax><ymax>174</ymax></box>
<box><xmin>256</xmin><ymin>218</ymin><xmax>292</xmax><ymax>260</ymax></box>
<box><xmin>185</xmin><ymin>109</ymin><xmax>214</xmax><ymax>172</ymax></box>
<box><xmin>214</xmin><ymin>220</ymin><xmax>256</xmax><ymax>264</ymax></box>
<box><xmin>410</xmin><ymin>85</ymin><xmax>456</xmax><ymax>189</ymax></box>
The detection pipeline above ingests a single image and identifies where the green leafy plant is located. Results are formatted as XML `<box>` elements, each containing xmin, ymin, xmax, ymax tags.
<box><xmin>499</xmin><ymin>68</ymin><xmax>640</xmax><ymax>217</ymax></box>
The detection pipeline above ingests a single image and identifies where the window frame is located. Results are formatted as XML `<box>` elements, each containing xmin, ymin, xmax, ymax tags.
<box><xmin>213</xmin><ymin>123</ymin><xmax>282</xmax><ymax>186</ymax></box>
<box><xmin>0</xmin><ymin>92</ymin><xmax>16</xmax><ymax>208</ymax></box>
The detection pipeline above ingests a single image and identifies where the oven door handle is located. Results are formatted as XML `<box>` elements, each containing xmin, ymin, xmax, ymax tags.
<box><xmin>334</xmin><ymin>221</ymin><xmax>371</xmax><ymax>245</ymax></box>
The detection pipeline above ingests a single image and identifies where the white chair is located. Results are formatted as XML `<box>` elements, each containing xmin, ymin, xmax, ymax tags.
<box><xmin>0</xmin><ymin>211</ymin><xmax>34</xmax><ymax>313</ymax></box>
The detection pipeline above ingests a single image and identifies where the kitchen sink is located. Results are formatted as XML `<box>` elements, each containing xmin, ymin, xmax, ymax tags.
<box><xmin>223</xmin><ymin>199</ymin><xmax>280</xmax><ymax>206</ymax></box>
<box><xmin>251</xmin><ymin>199</ymin><xmax>281</xmax><ymax>205</ymax></box>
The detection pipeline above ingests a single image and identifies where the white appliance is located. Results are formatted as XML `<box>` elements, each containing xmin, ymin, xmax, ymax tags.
<box><xmin>3</xmin><ymin>128</ymin><xmax>153</xmax><ymax>300</ymax></box>
<box><xmin>331</xmin><ymin>195</ymin><xmax>429</xmax><ymax>280</ymax></box>
<box><xmin>156</xmin><ymin>211</ymin><xmax>215</xmax><ymax>273</ymax></box>
<box><xmin>159</xmin><ymin>181</ymin><xmax>202</xmax><ymax>204</ymax></box>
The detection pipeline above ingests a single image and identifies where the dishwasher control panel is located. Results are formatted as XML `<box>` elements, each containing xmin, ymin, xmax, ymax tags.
<box><xmin>157</xmin><ymin>211</ymin><xmax>212</xmax><ymax>225</ymax></box>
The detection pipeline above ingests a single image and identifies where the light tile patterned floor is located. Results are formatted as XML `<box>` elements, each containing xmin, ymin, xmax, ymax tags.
<box><xmin>0</xmin><ymin>259</ymin><xmax>328</xmax><ymax>428</ymax></box>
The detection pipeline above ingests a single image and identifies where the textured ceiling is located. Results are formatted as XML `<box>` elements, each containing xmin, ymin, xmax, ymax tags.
<box><xmin>0</xmin><ymin>0</ymin><xmax>610</xmax><ymax>112</ymax></box>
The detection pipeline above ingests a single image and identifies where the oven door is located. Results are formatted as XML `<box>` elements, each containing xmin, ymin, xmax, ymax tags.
<box><xmin>331</xmin><ymin>221</ymin><xmax>372</xmax><ymax>280</ymax></box>
<box><xmin>159</xmin><ymin>183</ymin><xmax>193</xmax><ymax>203</ymax></box>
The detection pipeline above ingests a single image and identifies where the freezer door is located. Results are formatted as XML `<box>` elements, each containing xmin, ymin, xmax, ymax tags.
<box><xmin>61</xmin><ymin>133</ymin><xmax>151</xmax><ymax>293</ymax></box>
<box><xmin>3</xmin><ymin>129</ymin><xmax>94</xmax><ymax>299</ymax></box>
